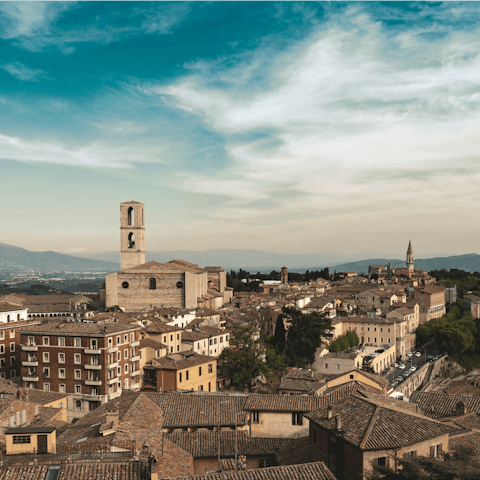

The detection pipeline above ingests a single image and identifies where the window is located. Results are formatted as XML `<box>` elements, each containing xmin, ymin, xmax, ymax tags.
<box><xmin>124</xmin><ymin>364</ymin><xmax>129</xmax><ymax>374</ymax></box>
<box><xmin>75</xmin><ymin>400</ymin><xmax>82</xmax><ymax>411</ymax></box>
<box><xmin>9</xmin><ymin>329</ymin><xmax>14</xmax><ymax>338</ymax></box>
<box><xmin>122</xmin><ymin>282</ymin><xmax>129</xmax><ymax>289</ymax></box>
<box><xmin>388</xmin><ymin>328</ymin><xmax>391</xmax><ymax>333</ymax></box>
<box><xmin>252</xmin><ymin>411</ymin><xmax>260</xmax><ymax>423</ymax></box>
<box><xmin>404</xmin><ymin>451</ymin><xmax>417</xmax><ymax>459</ymax></box>
<box><xmin>177</xmin><ymin>334</ymin><xmax>179</xmax><ymax>340</ymax></box>
<box><xmin>27</xmin><ymin>335</ymin><xmax>34</xmax><ymax>345</ymax></box>
<box><xmin>75</xmin><ymin>369</ymin><xmax>81</xmax><ymax>379</ymax></box>
<box><xmin>75</xmin><ymin>385</ymin><xmax>81</xmax><ymax>394</ymax></box>
<box><xmin>388</xmin><ymin>338</ymin><xmax>391</xmax><ymax>344</ymax></box>
<box><xmin>43</xmin><ymin>337</ymin><xmax>49</xmax><ymax>346</ymax></box>
<box><xmin>208</xmin><ymin>364</ymin><xmax>213</xmax><ymax>373</ymax></box>
<box><xmin>337</xmin><ymin>364</ymin><xmax>340</xmax><ymax>370</ymax></box>
<box><xmin>375</xmin><ymin>457</ymin><xmax>388</xmax><ymax>467</ymax></box>
<box><xmin>43</xmin><ymin>367</ymin><xmax>50</xmax><ymax>378</ymax></box>
<box><xmin>367</xmin><ymin>337</ymin><xmax>370</xmax><ymax>342</ymax></box>
<box><xmin>0</xmin><ymin>359</ymin><xmax>4</xmax><ymax>368</ymax></box>
<box><xmin>59</xmin><ymin>368</ymin><xmax>65</xmax><ymax>379</ymax></box>
<box><xmin>130</xmin><ymin>333</ymin><xmax>134</xmax><ymax>342</ymax></box>
<box><xmin>0</xmin><ymin>332</ymin><xmax>3</xmax><ymax>340</ymax></box>
<box><xmin>260</xmin><ymin>460</ymin><xmax>270</xmax><ymax>468</ymax></box>
<box><xmin>13</xmin><ymin>435</ymin><xmax>31</xmax><ymax>444</ymax></box>
<box><xmin>149</xmin><ymin>278</ymin><xmax>157</xmax><ymax>289</ymax></box>
<box><xmin>177</xmin><ymin>345</ymin><xmax>180</xmax><ymax>352</ymax></box>
<box><xmin>380</xmin><ymin>338</ymin><xmax>383</xmax><ymax>343</ymax></box>
<box><xmin>117</xmin><ymin>336</ymin><xmax>121</xmax><ymax>345</ymax></box>
<box><xmin>59</xmin><ymin>337</ymin><xmax>65</xmax><ymax>346</ymax></box>
<box><xmin>325</xmin><ymin>364</ymin><xmax>328</xmax><ymax>369</ymax></box>
<box><xmin>124</xmin><ymin>378</ymin><xmax>129</xmax><ymax>389</ymax></box>
<box><xmin>199</xmin><ymin>366</ymin><xmax>202</xmax><ymax>376</ymax></box>
<box><xmin>117</xmin><ymin>366</ymin><xmax>121</xmax><ymax>376</ymax></box>
<box><xmin>117</xmin><ymin>351</ymin><xmax>121</xmax><ymax>361</ymax></box>
<box><xmin>43</xmin><ymin>352</ymin><xmax>50</xmax><ymax>363</ymax></box>
<box><xmin>124</xmin><ymin>335</ymin><xmax>127</xmax><ymax>343</ymax></box>
<box><xmin>10</xmin><ymin>357</ymin><xmax>15</xmax><ymax>366</ymax></box>
<box><xmin>198</xmin><ymin>385</ymin><xmax>203</xmax><ymax>391</ymax></box>
<box><xmin>124</xmin><ymin>349</ymin><xmax>128</xmax><ymax>359</ymax></box>
<box><xmin>170</xmin><ymin>335</ymin><xmax>173</xmax><ymax>342</ymax></box>
<box><xmin>292</xmin><ymin>412</ymin><xmax>303</xmax><ymax>425</ymax></box>
<box><xmin>374</xmin><ymin>328</ymin><xmax>377</xmax><ymax>332</ymax></box>
<box><xmin>374</xmin><ymin>338</ymin><xmax>377</xmax><ymax>343</ymax></box>
<box><xmin>75</xmin><ymin>338</ymin><xmax>81</xmax><ymax>347</ymax></box>
<box><xmin>44</xmin><ymin>383</ymin><xmax>50</xmax><ymax>391</ymax></box>
<box><xmin>380</xmin><ymin>328</ymin><xmax>383</xmax><ymax>332</ymax></box>
<box><xmin>10</xmin><ymin>343</ymin><xmax>14</xmax><ymax>352</ymax></box>
<box><xmin>74</xmin><ymin>354</ymin><xmax>81</xmax><ymax>364</ymax></box>
<box><xmin>350</xmin><ymin>374</ymin><xmax>354</xmax><ymax>379</ymax></box>
<box><xmin>367</xmin><ymin>327</ymin><xmax>370</xmax><ymax>332</ymax></box>
<box><xmin>186</xmin><ymin>370</ymin><xmax>189</xmax><ymax>381</ymax></box>
<box><xmin>430</xmin><ymin>444</ymin><xmax>442</xmax><ymax>458</ymax></box>
<box><xmin>59</xmin><ymin>384</ymin><xmax>66</xmax><ymax>393</ymax></box>
<box><xmin>163</xmin><ymin>336</ymin><xmax>167</xmax><ymax>343</ymax></box>
<box><xmin>179</xmin><ymin>372</ymin><xmax>182</xmax><ymax>383</ymax></box>
<box><xmin>58</xmin><ymin>353</ymin><xmax>65</xmax><ymax>363</ymax></box>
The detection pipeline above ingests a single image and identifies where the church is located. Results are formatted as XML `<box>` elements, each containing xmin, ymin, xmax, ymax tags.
<box><xmin>104</xmin><ymin>201</ymin><xmax>233</xmax><ymax>311</ymax></box>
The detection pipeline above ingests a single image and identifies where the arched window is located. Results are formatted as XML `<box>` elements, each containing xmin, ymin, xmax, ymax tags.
<box><xmin>17</xmin><ymin>314</ymin><xmax>20</xmax><ymax>321</ymax></box>
<box><xmin>149</xmin><ymin>278</ymin><xmax>157</xmax><ymax>290</ymax></box>
<box><xmin>75</xmin><ymin>400</ymin><xmax>82</xmax><ymax>411</ymax></box>
<box><xmin>128</xmin><ymin>207</ymin><xmax>134</xmax><ymax>226</ymax></box>
<box><xmin>6</xmin><ymin>315</ymin><xmax>10</xmax><ymax>322</ymax></box>
<box><xmin>128</xmin><ymin>232</ymin><xmax>135</xmax><ymax>249</ymax></box>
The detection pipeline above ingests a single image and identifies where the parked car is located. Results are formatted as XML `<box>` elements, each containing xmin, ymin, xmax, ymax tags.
<box><xmin>396</xmin><ymin>376</ymin><xmax>403</xmax><ymax>382</ymax></box>
<box><xmin>393</xmin><ymin>362</ymin><xmax>399</xmax><ymax>367</ymax></box>
<box><xmin>415</xmin><ymin>351</ymin><xmax>421</xmax><ymax>357</ymax></box>
<box><xmin>404</xmin><ymin>371</ymin><xmax>410</xmax><ymax>377</ymax></box>
<box><xmin>399</xmin><ymin>364</ymin><xmax>406</xmax><ymax>369</ymax></box>
<box><xmin>406</xmin><ymin>352</ymin><xmax>413</xmax><ymax>357</ymax></box>
<box><xmin>410</xmin><ymin>366</ymin><xmax>417</xmax><ymax>372</ymax></box>
<box><xmin>390</xmin><ymin>381</ymin><xmax>397</xmax><ymax>387</ymax></box>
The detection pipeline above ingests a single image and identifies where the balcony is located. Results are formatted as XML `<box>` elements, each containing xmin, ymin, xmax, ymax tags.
<box><xmin>22</xmin><ymin>358</ymin><xmax>38</xmax><ymax>367</ymax></box>
<box><xmin>22</xmin><ymin>376</ymin><xmax>39</xmax><ymax>382</ymax></box>
<box><xmin>85</xmin><ymin>379</ymin><xmax>102</xmax><ymax>386</ymax></box>
<box><xmin>107</xmin><ymin>377</ymin><xmax>119</xmax><ymax>385</ymax></box>
<box><xmin>107</xmin><ymin>346</ymin><xmax>118</xmax><ymax>354</ymax></box>
<box><xmin>131</xmin><ymin>370</ymin><xmax>141</xmax><ymax>377</ymax></box>
<box><xmin>84</xmin><ymin>394</ymin><xmax>102</xmax><ymax>402</ymax></box>
<box><xmin>85</xmin><ymin>364</ymin><xmax>102</xmax><ymax>370</ymax></box>
<box><xmin>130</xmin><ymin>382</ymin><xmax>141</xmax><ymax>391</ymax></box>
<box><xmin>84</xmin><ymin>348</ymin><xmax>101</xmax><ymax>355</ymax></box>
<box><xmin>21</xmin><ymin>344</ymin><xmax>38</xmax><ymax>352</ymax></box>
<box><xmin>130</xmin><ymin>340</ymin><xmax>140</xmax><ymax>348</ymax></box>
<box><xmin>109</xmin><ymin>390</ymin><xmax>122</xmax><ymax>400</ymax></box>
<box><xmin>130</xmin><ymin>355</ymin><xmax>140</xmax><ymax>363</ymax></box>
<box><xmin>107</xmin><ymin>362</ymin><xmax>118</xmax><ymax>370</ymax></box>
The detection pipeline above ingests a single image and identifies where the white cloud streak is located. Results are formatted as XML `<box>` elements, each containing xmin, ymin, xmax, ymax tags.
<box><xmin>0</xmin><ymin>61</ymin><xmax>47</xmax><ymax>81</ymax></box>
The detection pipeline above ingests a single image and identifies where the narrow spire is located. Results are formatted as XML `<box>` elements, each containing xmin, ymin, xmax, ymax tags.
<box><xmin>407</xmin><ymin>240</ymin><xmax>413</xmax><ymax>255</ymax></box>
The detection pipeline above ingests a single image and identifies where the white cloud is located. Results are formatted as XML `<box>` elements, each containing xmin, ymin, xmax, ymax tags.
<box><xmin>0</xmin><ymin>62</ymin><xmax>47</xmax><ymax>81</ymax></box>
<box><xmin>153</xmin><ymin>8</ymin><xmax>480</xmax><ymax>217</ymax></box>
<box><xmin>0</xmin><ymin>133</ymin><xmax>137</xmax><ymax>169</ymax></box>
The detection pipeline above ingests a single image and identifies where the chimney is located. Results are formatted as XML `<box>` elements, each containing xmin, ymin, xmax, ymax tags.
<box><xmin>335</xmin><ymin>414</ymin><xmax>342</xmax><ymax>432</ymax></box>
<box><xmin>327</xmin><ymin>405</ymin><xmax>333</xmax><ymax>420</ymax></box>
<box><xmin>105</xmin><ymin>405</ymin><xmax>119</xmax><ymax>428</ymax></box>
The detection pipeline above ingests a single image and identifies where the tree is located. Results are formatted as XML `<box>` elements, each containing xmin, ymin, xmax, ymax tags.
<box><xmin>219</xmin><ymin>324</ymin><xmax>270</xmax><ymax>390</ymax></box>
<box><xmin>271</xmin><ymin>315</ymin><xmax>286</xmax><ymax>352</ymax></box>
<box><xmin>368</xmin><ymin>448</ymin><xmax>480</xmax><ymax>480</ymax></box>
<box><xmin>283</xmin><ymin>307</ymin><xmax>333</xmax><ymax>367</ymax></box>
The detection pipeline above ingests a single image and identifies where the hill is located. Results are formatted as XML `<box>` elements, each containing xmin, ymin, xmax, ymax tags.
<box><xmin>0</xmin><ymin>243</ymin><xmax>118</xmax><ymax>271</ymax></box>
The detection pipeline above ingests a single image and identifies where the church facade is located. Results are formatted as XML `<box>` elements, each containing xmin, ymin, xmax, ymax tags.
<box><xmin>105</xmin><ymin>201</ymin><xmax>233</xmax><ymax>311</ymax></box>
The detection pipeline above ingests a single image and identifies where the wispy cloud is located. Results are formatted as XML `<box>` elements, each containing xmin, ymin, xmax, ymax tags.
<box><xmin>0</xmin><ymin>62</ymin><xmax>47</xmax><ymax>81</ymax></box>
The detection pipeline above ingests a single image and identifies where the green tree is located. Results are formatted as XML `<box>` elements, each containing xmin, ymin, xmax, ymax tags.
<box><xmin>283</xmin><ymin>307</ymin><xmax>333</xmax><ymax>367</ymax></box>
<box><xmin>219</xmin><ymin>324</ymin><xmax>269</xmax><ymax>390</ymax></box>
<box><xmin>271</xmin><ymin>315</ymin><xmax>286</xmax><ymax>352</ymax></box>
<box><xmin>266</xmin><ymin>347</ymin><xmax>287</xmax><ymax>373</ymax></box>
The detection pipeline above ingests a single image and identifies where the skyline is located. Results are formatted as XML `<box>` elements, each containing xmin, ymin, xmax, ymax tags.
<box><xmin>2</xmin><ymin>2</ymin><xmax>480</xmax><ymax>257</ymax></box>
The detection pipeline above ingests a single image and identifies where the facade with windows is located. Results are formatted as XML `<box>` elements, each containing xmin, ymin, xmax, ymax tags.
<box><xmin>143</xmin><ymin>351</ymin><xmax>217</xmax><ymax>393</ymax></box>
<box><xmin>20</xmin><ymin>321</ymin><xmax>142</xmax><ymax>421</ymax></box>
<box><xmin>0</xmin><ymin>301</ymin><xmax>40</xmax><ymax>380</ymax></box>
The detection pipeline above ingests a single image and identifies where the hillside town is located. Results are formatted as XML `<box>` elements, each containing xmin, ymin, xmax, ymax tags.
<box><xmin>0</xmin><ymin>201</ymin><xmax>478</xmax><ymax>479</ymax></box>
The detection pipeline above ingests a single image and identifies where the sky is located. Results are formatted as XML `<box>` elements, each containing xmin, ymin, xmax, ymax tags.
<box><xmin>1</xmin><ymin>1</ymin><xmax>480</xmax><ymax>258</ymax></box>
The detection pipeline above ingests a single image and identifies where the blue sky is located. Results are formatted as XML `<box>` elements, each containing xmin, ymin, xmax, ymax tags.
<box><xmin>2</xmin><ymin>2</ymin><xmax>480</xmax><ymax>257</ymax></box>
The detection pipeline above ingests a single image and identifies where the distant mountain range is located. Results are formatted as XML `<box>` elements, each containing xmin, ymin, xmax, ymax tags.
<box><xmin>325</xmin><ymin>254</ymin><xmax>480</xmax><ymax>274</ymax></box>
<box><xmin>1</xmin><ymin>242</ymin><xmax>479</xmax><ymax>273</ymax></box>
<box><xmin>0</xmin><ymin>243</ymin><xmax>118</xmax><ymax>271</ymax></box>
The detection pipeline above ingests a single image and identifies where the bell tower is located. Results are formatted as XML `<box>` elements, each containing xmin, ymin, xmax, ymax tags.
<box><xmin>406</xmin><ymin>240</ymin><xmax>414</xmax><ymax>273</ymax></box>
<box><xmin>120</xmin><ymin>201</ymin><xmax>145</xmax><ymax>270</ymax></box>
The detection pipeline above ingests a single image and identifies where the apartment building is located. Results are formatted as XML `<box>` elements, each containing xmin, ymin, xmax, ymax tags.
<box><xmin>355</xmin><ymin>289</ymin><xmax>406</xmax><ymax>314</ymax></box>
<box><xmin>181</xmin><ymin>326</ymin><xmax>229</xmax><ymax>356</ymax></box>
<box><xmin>414</xmin><ymin>287</ymin><xmax>446</xmax><ymax>324</ymax></box>
<box><xmin>20</xmin><ymin>320</ymin><xmax>142</xmax><ymax>418</ymax></box>
<box><xmin>0</xmin><ymin>301</ymin><xmax>40</xmax><ymax>380</ymax></box>
<box><xmin>145</xmin><ymin>319</ymin><xmax>183</xmax><ymax>354</ymax></box>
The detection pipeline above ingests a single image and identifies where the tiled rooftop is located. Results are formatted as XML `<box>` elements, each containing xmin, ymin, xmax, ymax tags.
<box><xmin>150</xmin><ymin>352</ymin><xmax>217</xmax><ymax>370</ymax></box>
<box><xmin>306</xmin><ymin>394</ymin><xmax>454</xmax><ymax>450</ymax></box>
<box><xmin>165</xmin><ymin>430</ymin><xmax>290</xmax><ymax>458</ymax></box>
<box><xmin>20</xmin><ymin>321</ymin><xmax>140</xmax><ymax>336</ymax></box>
<box><xmin>410</xmin><ymin>391</ymin><xmax>480</xmax><ymax>419</ymax></box>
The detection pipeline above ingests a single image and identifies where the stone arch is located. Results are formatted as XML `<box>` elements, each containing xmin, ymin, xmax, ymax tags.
<box><xmin>128</xmin><ymin>232</ymin><xmax>135</xmax><ymax>249</ymax></box>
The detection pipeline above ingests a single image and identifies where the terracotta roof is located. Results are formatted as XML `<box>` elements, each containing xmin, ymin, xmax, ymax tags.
<box><xmin>274</xmin><ymin>436</ymin><xmax>313</xmax><ymax>466</ymax></box>
<box><xmin>182</xmin><ymin>330</ymin><xmax>209</xmax><ymax>342</ymax></box>
<box><xmin>146</xmin><ymin>393</ymin><xmax>248</xmax><ymax>428</ymax></box>
<box><xmin>140</xmin><ymin>337</ymin><xmax>167</xmax><ymax>350</ymax></box>
<box><xmin>279</xmin><ymin>379</ymin><xmax>326</xmax><ymax>394</ymax></box>
<box><xmin>448</xmin><ymin>430</ymin><xmax>480</xmax><ymax>462</ymax></box>
<box><xmin>20</xmin><ymin>321</ymin><xmax>140</xmax><ymax>336</ymax></box>
<box><xmin>165</xmin><ymin>430</ymin><xmax>290</xmax><ymax>458</ymax></box>
<box><xmin>0</xmin><ymin>301</ymin><xmax>25</xmax><ymax>313</ymax></box>
<box><xmin>149</xmin><ymin>352</ymin><xmax>217</xmax><ymax>370</ymax></box>
<box><xmin>410</xmin><ymin>392</ymin><xmax>480</xmax><ymax>419</ymax></box>
<box><xmin>169</xmin><ymin>462</ymin><xmax>336</xmax><ymax>480</ymax></box>
<box><xmin>306</xmin><ymin>395</ymin><xmax>453</xmax><ymax>450</ymax></box>
<box><xmin>146</xmin><ymin>319</ymin><xmax>182</xmax><ymax>334</ymax></box>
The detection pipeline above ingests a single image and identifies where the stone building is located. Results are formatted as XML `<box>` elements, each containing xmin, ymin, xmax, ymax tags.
<box><xmin>105</xmin><ymin>201</ymin><xmax>233</xmax><ymax>311</ymax></box>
